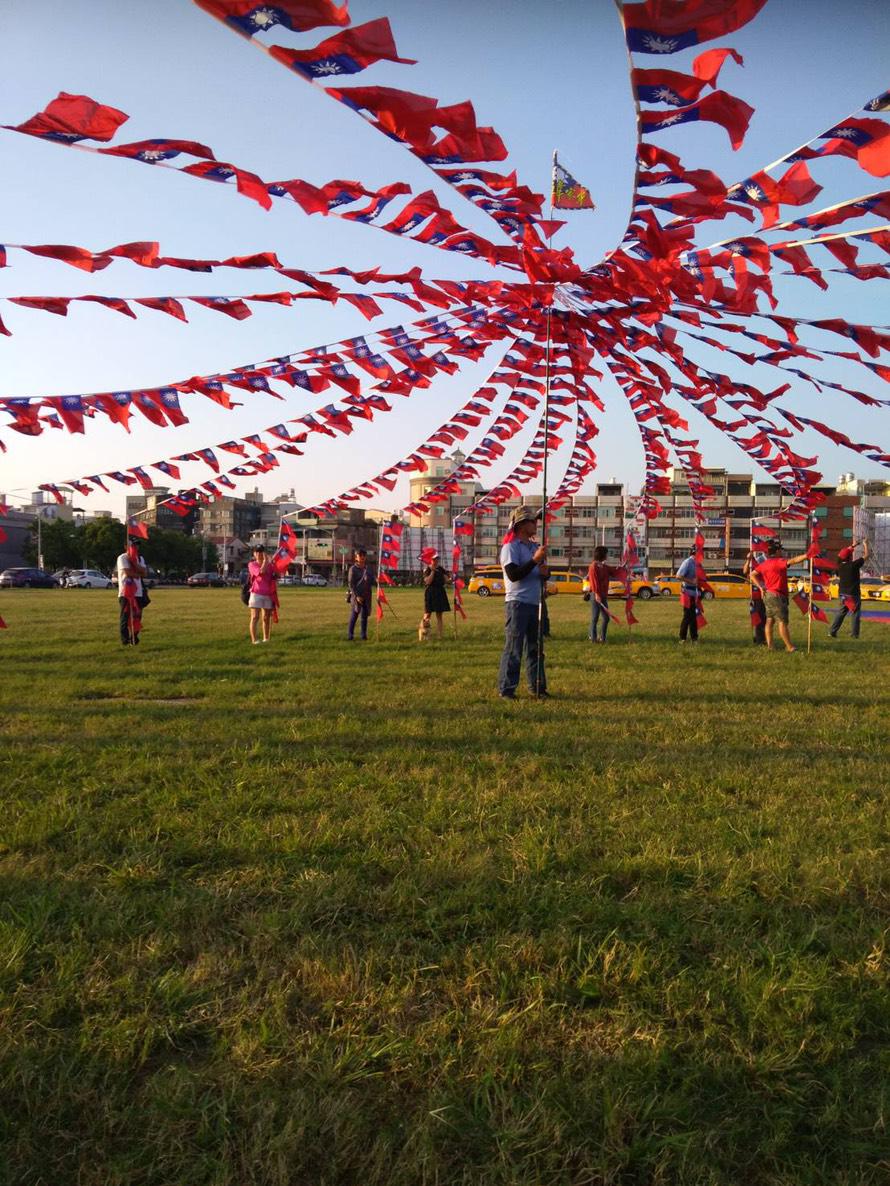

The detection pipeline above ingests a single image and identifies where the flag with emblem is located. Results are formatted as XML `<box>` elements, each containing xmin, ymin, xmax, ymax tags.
<box><xmin>552</xmin><ymin>158</ymin><xmax>594</xmax><ymax>210</ymax></box>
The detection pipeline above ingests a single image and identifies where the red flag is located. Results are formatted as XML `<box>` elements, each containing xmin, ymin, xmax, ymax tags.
<box><xmin>193</xmin><ymin>0</ymin><xmax>349</xmax><ymax>34</ymax></box>
<box><xmin>858</xmin><ymin>129</ymin><xmax>890</xmax><ymax>178</ymax></box>
<box><xmin>23</xmin><ymin>243</ymin><xmax>106</xmax><ymax>271</ymax></box>
<box><xmin>268</xmin><ymin>19</ymin><xmax>415</xmax><ymax>78</ymax></box>
<box><xmin>11</xmin><ymin>92</ymin><xmax>129</xmax><ymax>142</ymax></box>
<box><xmin>692</xmin><ymin>47</ymin><xmax>744</xmax><ymax>85</ymax></box>
<box><xmin>624</xmin><ymin>0</ymin><xmax>768</xmax><ymax>50</ymax></box>
<box><xmin>127</xmin><ymin>517</ymin><xmax>149</xmax><ymax>540</ymax></box>
<box><xmin>10</xmin><ymin>297</ymin><xmax>70</xmax><ymax>315</ymax></box>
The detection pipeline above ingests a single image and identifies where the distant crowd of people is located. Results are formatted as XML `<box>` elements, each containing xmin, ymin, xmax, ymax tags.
<box><xmin>116</xmin><ymin>507</ymin><xmax>876</xmax><ymax>697</ymax></box>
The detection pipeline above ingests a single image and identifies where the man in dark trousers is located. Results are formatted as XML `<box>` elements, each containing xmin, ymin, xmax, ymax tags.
<box><xmin>743</xmin><ymin>550</ymin><xmax>767</xmax><ymax>646</ymax></box>
<box><xmin>116</xmin><ymin>538</ymin><xmax>148</xmax><ymax>645</ymax></box>
<box><xmin>829</xmin><ymin>537</ymin><xmax>871</xmax><ymax>638</ymax></box>
<box><xmin>346</xmin><ymin>547</ymin><xmax>374</xmax><ymax>641</ymax></box>
<box><xmin>497</xmin><ymin>506</ymin><xmax>549</xmax><ymax>699</ymax></box>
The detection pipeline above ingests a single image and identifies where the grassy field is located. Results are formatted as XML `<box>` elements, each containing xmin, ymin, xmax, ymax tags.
<box><xmin>1</xmin><ymin>586</ymin><xmax>888</xmax><ymax>1186</ymax></box>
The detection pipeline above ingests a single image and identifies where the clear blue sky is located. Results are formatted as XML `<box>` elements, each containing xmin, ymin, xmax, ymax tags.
<box><xmin>1</xmin><ymin>0</ymin><xmax>888</xmax><ymax>515</ymax></box>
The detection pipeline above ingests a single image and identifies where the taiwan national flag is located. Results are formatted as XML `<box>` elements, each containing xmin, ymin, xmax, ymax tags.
<box><xmin>269</xmin><ymin>19</ymin><xmax>415</xmax><ymax>79</ymax></box>
<box><xmin>453</xmin><ymin>519</ymin><xmax>474</xmax><ymax>536</ymax></box>
<box><xmin>127</xmin><ymin>517</ymin><xmax>149</xmax><ymax>540</ymax></box>
<box><xmin>11</xmin><ymin>92</ymin><xmax>129</xmax><ymax>143</ymax></box>
<box><xmin>193</xmin><ymin>0</ymin><xmax>349</xmax><ymax>35</ymax></box>
<box><xmin>623</xmin><ymin>0</ymin><xmax>768</xmax><ymax>55</ymax></box>
<box><xmin>552</xmin><ymin>159</ymin><xmax>594</xmax><ymax>210</ymax></box>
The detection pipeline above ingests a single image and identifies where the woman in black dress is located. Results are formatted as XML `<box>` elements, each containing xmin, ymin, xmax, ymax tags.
<box><xmin>422</xmin><ymin>553</ymin><xmax>451</xmax><ymax>639</ymax></box>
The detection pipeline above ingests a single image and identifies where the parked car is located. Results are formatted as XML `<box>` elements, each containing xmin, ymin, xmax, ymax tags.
<box><xmin>0</xmin><ymin>567</ymin><xmax>59</xmax><ymax>589</ymax></box>
<box><xmin>302</xmin><ymin>574</ymin><xmax>328</xmax><ymax>587</ymax></box>
<box><xmin>279</xmin><ymin>575</ymin><xmax>302</xmax><ymax>586</ymax></box>
<box><xmin>701</xmin><ymin>572</ymin><xmax>751</xmax><ymax>600</ymax></box>
<box><xmin>467</xmin><ymin>565</ymin><xmax>560</xmax><ymax>597</ymax></box>
<box><xmin>582</xmin><ymin>574</ymin><xmax>657</xmax><ymax>600</ymax></box>
<box><xmin>65</xmin><ymin>568</ymin><xmax>114</xmax><ymax>589</ymax></box>
<box><xmin>186</xmin><ymin>572</ymin><xmax>227</xmax><ymax>587</ymax></box>
<box><xmin>548</xmin><ymin>570</ymin><xmax>585</xmax><ymax>595</ymax></box>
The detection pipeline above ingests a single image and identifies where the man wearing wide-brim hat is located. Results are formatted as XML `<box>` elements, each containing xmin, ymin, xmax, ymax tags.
<box><xmin>497</xmin><ymin>505</ymin><xmax>549</xmax><ymax>699</ymax></box>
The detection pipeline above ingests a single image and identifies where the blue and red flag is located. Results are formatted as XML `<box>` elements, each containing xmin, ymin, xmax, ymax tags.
<box><xmin>268</xmin><ymin>18</ymin><xmax>414</xmax><ymax>79</ymax></box>
<box><xmin>552</xmin><ymin>159</ymin><xmax>594</xmax><ymax>210</ymax></box>
<box><xmin>623</xmin><ymin>0</ymin><xmax>767</xmax><ymax>55</ymax></box>
<box><xmin>193</xmin><ymin>0</ymin><xmax>349</xmax><ymax>36</ymax></box>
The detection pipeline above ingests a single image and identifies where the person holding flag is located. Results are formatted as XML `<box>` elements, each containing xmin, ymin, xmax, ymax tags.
<box><xmin>675</xmin><ymin>546</ymin><xmax>703</xmax><ymax>644</ymax></box>
<box><xmin>497</xmin><ymin>506</ymin><xmax>549</xmax><ymax>700</ymax></box>
<box><xmin>586</xmin><ymin>546</ymin><xmax>620</xmax><ymax>643</ymax></box>
<box><xmin>116</xmin><ymin>534</ymin><xmax>148</xmax><ymax>646</ymax></box>
<box><xmin>421</xmin><ymin>550</ymin><xmax>450</xmax><ymax>640</ymax></box>
<box><xmin>750</xmin><ymin>539</ymin><xmax>810</xmax><ymax>653</ymax></box>
<box><xmin>245</xmin><ymin>544</ymin><xmax>278</xmax><ymax>644</ymax></box>
<box><xmin>829</xmin><ymin>538</ymin><xmax>871</xmax><ymax>639</ymax></box>
<box><xmin>346</xmin><ymin>547</ymin><xmax>374</xmax><ymax>641</ymax></box>
<box><xmin>743</xmin><ymin>550</ymin><xmax>768</xmax><ymax>646</ymax></box>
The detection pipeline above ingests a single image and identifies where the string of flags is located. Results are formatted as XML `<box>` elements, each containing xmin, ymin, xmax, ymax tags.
<box><xmin>1</xmin><ymin>0</ymin><xmax>889</xmax><ymax>536</ymax></box>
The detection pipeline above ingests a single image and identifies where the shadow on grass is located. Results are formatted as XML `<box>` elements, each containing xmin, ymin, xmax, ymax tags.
<box><xmin>2</xmin><ymin>828</ymin><xmax>889</xmax><ymax>1186</ymax></box>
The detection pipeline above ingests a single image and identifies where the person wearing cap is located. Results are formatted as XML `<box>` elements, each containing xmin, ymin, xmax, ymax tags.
<box><xmin>346</xmin><ymin>547</ymin><xmax>374</xmax><ymax>641</ymax></box>
<box><xmin>742</xmin><ymin>550</ymin><xmax>767</xmax><ymax>646</ymax></box>
<box><xmin>498</xmin><ymin>505</ymin><xmax>549</xmax><ymax>699</ymax></box>
<box><xmin>116</xmin><ymin>537</ymin><xmax>148</xmax><ymax>645</ymax></box>
<box><xmin>421</xmin><ymin>551</ymin><xmax>450</xmax><ymax>640</ymax></box>
<box><xmin>830</xmin><ymin>538</ymin><xmax>870</xmax><ymax>639</ymax></box>
<box><xmin>750</xmin><ymin>539</ymin><xmax>810</xmax><ymax>652</ymax></box>
<box><xmin>246</xmin><ymin>544</ymin><xmax>278</xmax><ymax>644</ymax></box>
<box><xmin>675</xmin><ymin>546</ymin><xmax>703</xmax><ymax>644</ymax></box>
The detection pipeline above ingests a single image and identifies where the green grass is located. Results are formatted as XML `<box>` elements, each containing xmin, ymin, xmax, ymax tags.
<box><xmin>1</xmin><ymin>587</ymin><xmax>888</xmax><ymax>1186</ymax></box>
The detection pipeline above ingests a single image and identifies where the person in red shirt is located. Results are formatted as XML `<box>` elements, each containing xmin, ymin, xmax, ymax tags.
<box><xmin>750</xmin><ymin>540</ymin><xmax>809</xmax><ymax>653</ymax></box>
<box><xmin>586</xmin><ymin>546</ymin><xmax>619</xmax><ymax>643</ymax></box>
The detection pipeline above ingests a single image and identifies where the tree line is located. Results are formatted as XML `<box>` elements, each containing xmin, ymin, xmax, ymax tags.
<box><xmin>26</xmin><ymin>518</ymin><xmax>218</xmax><ymax>578</ymax></box>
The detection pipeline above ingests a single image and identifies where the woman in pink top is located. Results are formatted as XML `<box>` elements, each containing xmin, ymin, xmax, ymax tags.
<box><xmin>246</xmin><ymin>544</ymin><xmax>278</xmax><ymax>644</ymax></box>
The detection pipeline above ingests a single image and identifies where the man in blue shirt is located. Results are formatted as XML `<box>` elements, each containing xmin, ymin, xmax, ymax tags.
<box><xmin>498</xmin><ymin>505</ymin><xmax>549</xmax><ymax>699</ymax></box>
<box><xmin>676</xmin><ymin>548</ymin><xmax>700</xmax><ymax>643</ymax></box>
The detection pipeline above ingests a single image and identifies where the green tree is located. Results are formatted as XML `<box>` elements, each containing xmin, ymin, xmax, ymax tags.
<box><xmin>82</xmin><ymin>518</ymin><xmax>127</xmax><ymax>574</ymax></box>
<box><xmin>24</xmin><ymin>518</ymin><xmax>83</xmax><ymax>570</ymax></box>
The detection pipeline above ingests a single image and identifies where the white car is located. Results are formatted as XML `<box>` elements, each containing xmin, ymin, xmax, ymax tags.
<box><xmin>302</xmin><ymin>574</ymin><xmax>328</xmax><ymax>587</ymax></box>
<box><xmin>66</xmin><ymin>569</ymin><xmax>114</xmax><ymax>589</ymax></box>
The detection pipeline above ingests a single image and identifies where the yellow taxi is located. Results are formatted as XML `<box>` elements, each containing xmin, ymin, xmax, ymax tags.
<box><xmin>466</xmin><ymin>566</ymin><xmax>580</xmax><ymax>596</ymax></box>
<box><xmin>654</xmin><ymin>572</ymin><xmax>750</xmax><ymax>600</ymax></box>
<box><xmin>548</xmin><ymin>570</ymin><xmax>585</xmax><ymax>595</ymax></box>
<box><xmin>818</xmin><ymin>575</ymin><xmax>887</xmax><ymax>600</ymax></box>
<box><xmin>582</xmin><ymin>575</ymin><xmax>658</xmax><ymax>600</ymax></box>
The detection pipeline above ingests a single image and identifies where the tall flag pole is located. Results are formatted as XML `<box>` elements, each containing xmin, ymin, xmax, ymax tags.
<box><xmin>807</xmin><ymin>514</ymin><xmax>815</xmax><ymax>655</ymax></box>
<box><xmin>535</xmin><ymin>151</ymin><xmax>558</xmax><ymax>699</ymax></box>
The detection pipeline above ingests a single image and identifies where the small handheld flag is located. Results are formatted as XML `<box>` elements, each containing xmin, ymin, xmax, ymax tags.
<box><xmin>552</xmin><ymin>158</ymin><xmax>595</xmax><ymax>211</ymax></box>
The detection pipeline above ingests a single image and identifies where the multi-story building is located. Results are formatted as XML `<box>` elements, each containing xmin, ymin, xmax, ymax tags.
<box><xmin>125</xmin><ymin>487</ymin><xmax>197</xmax><ymax>534</ymax></box>
<box><xmin>644</xmin><ymin>470</ymin><xmax>858</xmax><ymax>576</ymax></box>
<box><xmin>406</xmin><ymin>471</ymin><xmax>638</xmax><ymax>572</ymax></box>
<box><xmin>285</xmin><ymin>507</ymin><xmax>381</xmax><ymax>580</ymax></box>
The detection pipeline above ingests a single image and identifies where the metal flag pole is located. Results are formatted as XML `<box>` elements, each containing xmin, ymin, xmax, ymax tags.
<box><xmin>451</xmin><ymin>517</ymin><xmax>459</xmax><ymax>640</ymax></box>
<box><xmin>807</xmin><ymin>513</ymin><xmax>815</xmax><ymax>655</ymax></box>
<box><xmin>535</xmin><ymin>150</ymin><xmax>557</xmax><ymax>699</ymax></box>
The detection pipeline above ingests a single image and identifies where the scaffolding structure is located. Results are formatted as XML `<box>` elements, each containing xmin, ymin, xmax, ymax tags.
<box><xmin>854</xmin><ymin>507</ymin><xmax>890</xmax><ymax>575</ymax></box>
